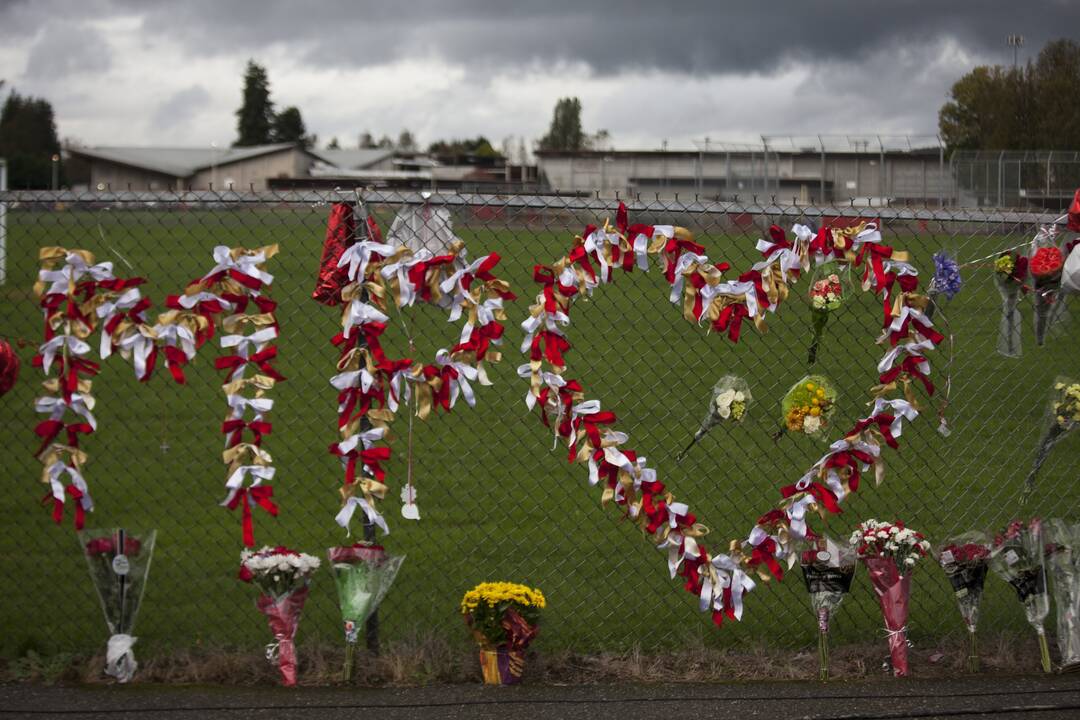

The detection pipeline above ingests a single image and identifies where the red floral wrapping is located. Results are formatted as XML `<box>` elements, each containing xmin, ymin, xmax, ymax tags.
<box><xmin>312</xmin><ymin>202</ymin><xmax>357</xmax><ymax>306</ymax></box>
<box><xmin>864</xmin><ymin>557</ymin><xmax>911</xmax><ymax>676</ymax></box>
<box><xmin>1068</xmin><ymin>189</ymin><xmax>1080</xmax><ymax>233</ymax></box>
<box><xmin>255</xmin><ymin>586</ymin><xmax>309</xmax><ymax>686</ymax></box>
<box><xmin>0</xmin><ymin>339</ymin><xmax>18</xmax><ymax>396</ymax></box>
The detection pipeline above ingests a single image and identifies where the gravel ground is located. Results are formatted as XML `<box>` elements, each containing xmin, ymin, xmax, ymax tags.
<box><xmin>3</xmin><ymin>674</ymin><xmax>1080</xmax><ymax>720</ymax></box>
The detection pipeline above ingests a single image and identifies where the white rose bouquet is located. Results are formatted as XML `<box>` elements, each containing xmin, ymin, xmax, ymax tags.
<box><xmin>239</xmin><ymin>545</ymin><xmax>320</xmax><ymax>686</ymax></box>
<box><xmin>850</xmin><ymin>519</ymin><xmax>930</xmax><ymax>677</ymax></box>
<box><xmin>676</xmin><ymin>375</ymin><xmax>751</xmax><ymax>462</ymax></box>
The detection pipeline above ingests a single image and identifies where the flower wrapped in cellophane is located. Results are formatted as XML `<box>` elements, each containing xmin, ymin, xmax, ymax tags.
<box><xmin>936</xmin><ymin>531</ymin><xmax>991</xmax><ymax>672</ymax></box>
<box><xmin>328</xmin><ymin>542</ymin><xmax>405</xmax><ymax>681</ymax></box>
<box><xmin>1029</xmin><ymin>226</ymin><xmax>1066</xmax><ymax>346</ymax></box>
<box><xmin>1044</xmin><ymin>519</ymin><xmax>1080</xmax><ymax>670</ymax></box>
<box><xmin>461</xmin><ymin>582</ymin><xmax>544</xmax><ymax>685</ymax></box>
<box><xmin>925</xmin><ymin>248</ymin><xmax>962</xmax><ymax>322</ymax></box>
<box><xmin>779</xmin><ymin>375</ymin><xmax>838</xmax><ymax>442</ymax></box>
<box><xmin>993</xmin><ymin>251</ymin><xmax>1030</xmax><ymax>358</ymax></box>
<box><xmin>239</xmin><ymin>546</ymin><xmax>320</xmax><ymax>686</ymax></box>
<box><xmin>676</xmin><ymin>375</ymin><xmax>751</xmax><ymax>462</ymax></box>
<box><xmin>78</xmin><ymin>528</ymin><xmax>155</xmax><ymax>683</ymax></box>
<box><xmin>850</xmin><ymin>519</ymin><xmax>930</xmax><ymax>677</ymax></box>
<box><xmin>806</xmin><ymin>267</ymin><xmax>846</xmax><ymax>365</ymax></box>
<box><xmin>800</xmin><ymin>534</ymin><xmax>856</xmax><ymax>681</ymax></box>
<box><xmin>990</xmin><ymin>518</ymin><xmax>1051</xmax><ymax>673</ymax></box>
<box><xmin>1022</xmin><ymin>377</ymin><xmax>1079</xmax><ymax>502</ymax></box>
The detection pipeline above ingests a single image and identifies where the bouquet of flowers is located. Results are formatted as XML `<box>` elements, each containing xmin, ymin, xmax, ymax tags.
<box><xmin>778</xmin><ymin>375</ymin><xmax>838</xmax><ymax>442</ymax></box>
<box><xmin>806</xmin><ymin>268</ymin><xmax>845</xmax><ymax>365</ymax></box>
<box><xmin>676</xmin><ymin>375</ymin><xmax>751</xmax><ymax>462</ymax></box>
<box><xmin>850</xmin><ymin>519</ymin><xmax>930</xmax><ymax>677</ymax></box>
<box><xmin>936</xmin><ymin>532</ymin><xmax>991</xmax><ymax>671</ymax></box>
<box><xmin>461</xmin><ymin>581</ymin><xmax>545</xmax><ymax>685</ymax></box>
<box><xmin>800</xmin><ymin>535</ymin><xmax>857</xmax><ymax>681</ymax></box>
<box><xmin>78</xmin><ymin>529</ymin><xmax>155</xmax><ymax>682</ymax></box>
<box><xmin>1063</xmin><ymin>242</ymin><xmax>1080</xmax><ymax>294</ymax></box>
<box><xmin>328</xmin><ymin>542</ymin><xmax>405</xmax><ymax>680</ymax></box>
<box><xmin>1030</xmin><ymin>227</ymin><xmax>1066</xmax><ymax>346</ymax></box>
<box><xmin>1044</xmin><ymin>519</ymin><xmax>1080</xmax><ymax>669</ymax></box>
<box><xmin>993</xmin><ymin>251</ymin><xmax>1029</xmax><ymax>358</ymax></box>
<box><xmin>239</xmin><ymin>546</ymin><xmax>320</xmax><ymax>686</ymax></box>
<box><xmin>990</xmin><ymin>518</ymin><xmax>1051</xmax><ymax>673</ymax></box>
<box><xmin>925</xmin><ymin>249</ymin><xmax>962</xmax><ymax>321</ymax></box>
<box><xmin>1022</xmin><ymin>377</ymin><xmax>1080</xmax><ymax>501</ymax></box>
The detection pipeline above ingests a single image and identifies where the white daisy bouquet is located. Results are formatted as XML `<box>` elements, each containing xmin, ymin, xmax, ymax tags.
<box><xmin>850</xmin><ymin>519</ymin><xmax>930</xmax><ymax>677</ymax></box>
<box><xmin>239</xmin><ymin>545</ymin><xmax>320</xmax><ymax>686</ymax></box>
<box><xmin>676</xmin><ymin>375</ymin><xmax>751</xmax><ymax>462</ymax></box>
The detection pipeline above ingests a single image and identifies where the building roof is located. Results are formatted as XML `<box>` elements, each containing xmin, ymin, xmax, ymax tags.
<box><xmin>310</xmin><ymin>148</ymin><xmax>395</xmax><ymax>170</ymax></box>
<box><xmin>68</xmin><ymin>143</ymin><xmax>302</xmax><ymax>177</ymax></box>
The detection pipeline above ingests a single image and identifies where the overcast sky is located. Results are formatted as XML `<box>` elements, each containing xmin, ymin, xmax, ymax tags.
<box><xmin>0</xmin><ymin>0</ymin><xmax>1074</xmax><ymax>154</ymax></box>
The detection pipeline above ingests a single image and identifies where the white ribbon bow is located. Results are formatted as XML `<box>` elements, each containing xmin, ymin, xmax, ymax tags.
<box><xmin>34</xmin><ymin>393</ymin><xmax>98</xmax><ymax>430</ymax></box>
<box><xmin>699</xmin><ymin>553</ymin><xmax>756</xmax><ymax>621</ymax></box>
<box><xmin>696</xmin><ymin>280</ymin><xmax>762</xmax><ymax>323</ymax></box>
<box><xmin>226</xmin><ymin>394</ymin><xmax>274</xmax><ymax>419</ymax></box>
<box><xmin>97</xmin><ymin>288</ymin><xmax>146</xmax><ymax>358</ymax></box>
<box><xmin>38</xmin><ymin>335</ymin><xmax>91</xmax><ymax>374</ymax></box>
<box><xmin>338</xmin><ymin>240</ymin><xmax>397</xmax><ymax>282</ymax></box>
<box><xmin>877</xmin><ymin>339</ymin><xmax>934</xmax><ymax>375</ymax></box>
<box><xmin>668</xmin><ymin>252</ymin><xmax>709</xmax><ymax>304</ymax></box>
<box><xmin>45</xmin><ymin>459</ymin><xmax>93</xmax><ymax>511</ymax></box>
<box><xmin>204</xmin><ymin>245</ymin><xmax>273</xmax><ymax>286</ymax></box>
<box><xmin>379</xmin><ymin>249</ymin><xmax>433</xmax><ymax>307</ymax></box>
<box><xmin>434</xmin><ymin>349</ymin><xmax>478</xmax><ymax>408</ymax></box>
<box><xmin>336</xmin><ymin>427</ymin><xmax>387</xmax><ymax>455</ymax></box>
<box><xmin>344</xmin><ymin>300</ymin><xmax>390</xmax><ymax>331</ymax></box>
<box><xmin>336</xmin><ymin>496</ymin><xmax>389</xmax><ymax>535</ymax></box>
<box><xmin>177</xmin><ymin>290</ymin><xmax>235</xmax><ymax>311</ymax></box>
<box><xmin>152</xmin><ymin>322</ymin><xmax>197</xmax><ymax>360</ymax></box>
<box><xmin>220</xmin><ymin>326</ymin><xmax>278</xmax><ymax>358</ymax></box>
<box><xmin>116</xmin><ymin>326</ymin><xmax>157</xmax><ymax>380</ymax></box>
<box><xmin>223</xmin><ymin>464</ymin><xmax>276</xmax><ymax>492</ymax></box>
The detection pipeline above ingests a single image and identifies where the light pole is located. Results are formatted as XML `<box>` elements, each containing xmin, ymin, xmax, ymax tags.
<box><xmin>1007</xmin><ymin>34</ymin><xmax>1024</xmax><ymax>68</ymax></box>
<box><xmin>51</xmin><ymin>153</ymin><xmax>60</xmax><ymax>190</ymax></box>
<box><xmin>210</xmin><ymin>142</ymin><xmax>218</xmax><ymax>189</ymax></box>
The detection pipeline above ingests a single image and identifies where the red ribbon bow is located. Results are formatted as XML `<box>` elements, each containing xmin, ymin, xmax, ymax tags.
<box><xmin>226</xmin><ymin>486</ymin><xmax>279</xmax><ymax>548</ymax></box>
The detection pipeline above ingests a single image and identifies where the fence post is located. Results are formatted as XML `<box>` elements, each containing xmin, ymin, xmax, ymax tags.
<box><xmin>0</xmin><ymin>158</ymin><xmax>7</xmax><ymax>286</ymax></box>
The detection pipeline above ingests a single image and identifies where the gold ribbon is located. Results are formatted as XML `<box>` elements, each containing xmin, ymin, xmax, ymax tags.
<box><xmin>221</xmin><ymin>312</ymin><xmax>276</xmax><ymax>334</ymax></box>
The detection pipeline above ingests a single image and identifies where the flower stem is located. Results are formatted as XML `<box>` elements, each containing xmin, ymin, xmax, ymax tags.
<box><xmin>1038</xmin><ymin>625</ymin><xmax>1052</xmax><ymax>673</ymax></box>
<box><xmin>968</xmin><ymin>627</ymin><xmax>979</xmax><ymax>673</ymax></box>
<box><xmin>343</xmin><ymin>641</ymin><xmax>355</xmax><ymax>682</ymax></box>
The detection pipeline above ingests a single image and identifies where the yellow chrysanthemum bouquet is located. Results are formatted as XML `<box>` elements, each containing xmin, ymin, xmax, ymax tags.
<box><xmin>461</xmin><ymin>581</ymin><xmax>545</xmax><ymax>684</ymax></box>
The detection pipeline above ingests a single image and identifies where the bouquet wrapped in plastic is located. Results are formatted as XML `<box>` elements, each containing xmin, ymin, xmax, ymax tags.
<box><xmin>676</xmin><ymin>375</ymin><xmax>751</xmax><ymax>462</ymax></box>
<box><xmin>806</xmin><ymin>268</ymin><xmax>846</xmax><ymax>365</ymax></box>
<box><xmin>239</xmin><ymin>546</ymin><xmax>320</xmax><ymax>686</ymax></box>
<box><xmin>993</xmin><ymin>251</ymin><xmax>1029</xmax><ymax>358</ymax></box>
<box><xmin>1022</xmin><ymin>377</ymin><xmax>1079</xmax><ymax>501</ymax></box>
<box><xmin>78</xmin><ymin>528</ymin><xmax>155</xmax><ymax>682</ymax></box>
<box><xmin>850</xmin><ymin>519</ymin><xmax>930</xmax><ymax>677</ymax></box>
<box><xmin>990</xmin><ymin>519</ymin><xmax>1051</xmax><ymax>673</ymax></box>
<box><xmin>328</xmin><ymin>542</ymin><xmax>405</xmax><ymax>680</ymax></box>
<box><xmin>461</xmin><ymin>582</ymin><xmax>544</xmax><ymax>685</ymax></box>
<box><xmin>937</xmin><ymin>532</ymin><xmax>991</xmax><ymax>671</ymax></box>
<box><xmin>925</xmin><ymin>248</ymin><xmax>962</xmax><ymax>322</ymax></box>
<box><xmin>800</xmin><ymin>535</ymin><xmax>856</xmax><ymax>681</ymax></box>
<box><xmin>1044</xmin><ymin>519</ymin><xmax>1080</xmax><ymax>669</ymax></box>
<box><xmin>778</xmin><ymin>375</ymin><xmax>837</xmax><ymax>442</ymax></box>
<box><xmin>1029</xmin><ymin>226</ymin><xmax>1066</xmax><ymax>346</ymax></box>
<box><xmin>1064</xmin><ymin>242</ymin><xmax>1080</xmax><ymax>294</ymax></box>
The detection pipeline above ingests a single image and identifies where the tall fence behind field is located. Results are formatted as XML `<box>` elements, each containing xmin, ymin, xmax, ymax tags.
<box><xmin>0</xmin><ymin>189</ymin><xmax>1076</xmax><ymax>662</ymax></box>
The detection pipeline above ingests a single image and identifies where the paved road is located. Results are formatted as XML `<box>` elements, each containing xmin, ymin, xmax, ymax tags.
<box><xmin>3</xmin><ymin>674</ymin><xmax>1080</xmax><ymax>720</ymax></box>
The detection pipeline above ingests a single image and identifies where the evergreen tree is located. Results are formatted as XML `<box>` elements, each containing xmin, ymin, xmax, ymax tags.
<box><xmin>271</xmin><ymin>105</ymin><xmax>309</xmax><ymax>146</ymax></box>
<box><xmin>234</xmin><ymin>60</ymin><xmax>274</xmax><ymax>146</ymax></box>
<box><xmin>0</xmin><ymin>87</ymin><xmax>62</xmax><ymax>188</ymax></box>
<box><xmin>326</xmin><ymin>137</ymin><xmax>341</xmax><ymax>150</ymax></box>
<box><xmin>397</xmin><ymin>129</ymin><xmax>417</xmax><ymax>151</ymax></box>
<box><xmin>537</xmin><ymin>97</ymin><xmax>585</xmax><ymax>152</ymax></box>
<box><xmin>359</xmin><ymin>131</ymin><xmax>376</xmax><ymax>149</ymax></box>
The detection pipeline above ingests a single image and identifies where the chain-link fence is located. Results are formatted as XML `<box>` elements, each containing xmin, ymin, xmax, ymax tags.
<box><xmin>0</xmin><ymin>189</ymin><xmax>1076</xmax><ymax>663</ymax></box>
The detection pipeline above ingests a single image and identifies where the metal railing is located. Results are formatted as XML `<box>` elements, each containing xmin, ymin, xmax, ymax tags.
<box><xmin>0</xmin><ymin>189</ymin><xmax>1076</xmax><ymax>662</ymax></box>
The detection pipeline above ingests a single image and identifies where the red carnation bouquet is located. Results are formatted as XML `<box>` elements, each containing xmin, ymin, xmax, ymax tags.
<box><xmin>937</xmin><ymin>532</ymin><xmax>991</xmax><ymax>671</ymax></box>
<box><xmin>850</xmin><ymin>519</ymin><xmax>930</xmax><ymax>677</ymax></box>
<box><xmin>1029</xmin><ymin>227</ymin><xmax>1065</xmax><ymax>346</ymax></box>
<box><xmin>78</xmin><ymin>528</ymin><xmax>156</xmax><ymax>682</ymax></box>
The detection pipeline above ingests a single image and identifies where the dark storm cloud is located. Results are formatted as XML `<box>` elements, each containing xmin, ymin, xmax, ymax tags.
<box><xmin>100</xmin><ymin>0</ymin><xmax>1079</xmax><ymax>74</ymax></box>
<box><xmin>2</xmin><ymin>0</ymin><xmax>1073</xmax><ymax>75</ymax></box>
<box><xmin>23</xmin><ymin>19</ymin><xmax>112</xmax><ymax>78</ymax></box>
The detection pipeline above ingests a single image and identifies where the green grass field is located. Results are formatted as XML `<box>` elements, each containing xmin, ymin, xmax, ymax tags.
<box><xmin>0</xmin><ymin>201</ymin><xmax>1076</xmax><ymax>662</ymax></box>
